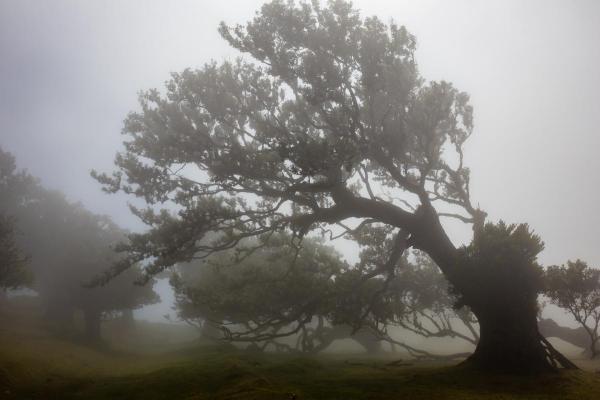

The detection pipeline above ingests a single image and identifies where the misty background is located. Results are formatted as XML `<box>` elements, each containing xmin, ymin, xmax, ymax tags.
<box><xmin>1</xmin><ymin>0</ymin><xmax>599</xmax><ymax>323</ymax></box>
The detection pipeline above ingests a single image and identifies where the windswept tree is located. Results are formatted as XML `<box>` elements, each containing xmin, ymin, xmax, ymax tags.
<box><xmin>545</xmin><ymin>260</ymin><xmax>600</xmax><ymax>358</ymax></box>
<box><xmin>94</xmin><ymin>0</ymin><xmax>573</xmax><ymax>371</ymax></box>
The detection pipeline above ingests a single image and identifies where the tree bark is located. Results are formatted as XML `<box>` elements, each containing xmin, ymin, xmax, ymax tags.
<box><xmin>467</xmin><ymin>304</ymin><xmax>551</xmax><ymax>371</ymax></box>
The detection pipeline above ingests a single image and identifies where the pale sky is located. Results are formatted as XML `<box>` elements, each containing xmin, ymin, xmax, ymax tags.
<box><xmin>1</xmin><ymin>0</ymin><xmax>599</xmax><ymax>321</ymax></box>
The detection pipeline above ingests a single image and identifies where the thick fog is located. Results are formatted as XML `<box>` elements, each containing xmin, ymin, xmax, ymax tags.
<box><xmin>1</xmin><ymin>0</ymin><xmax>600</xmax><ymax>323</ymax></box>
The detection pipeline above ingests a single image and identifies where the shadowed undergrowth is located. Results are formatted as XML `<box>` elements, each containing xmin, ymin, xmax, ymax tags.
<box><xmin>3</xmin><ymin>342</ymin><xmax>600</xmax><ymax>400</ymax></box>
<box><xmin>2</xmin><ymin>298</ymin><xmax>600</xmax><ymax>399</ymax></box>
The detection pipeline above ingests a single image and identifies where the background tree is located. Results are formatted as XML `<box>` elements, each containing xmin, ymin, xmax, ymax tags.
<box><xmin>1</xmin><ymin>147</ymin><xmax>159</xmax><ymax>341</ymax></box>
<box><xmin>172</xmin><ymin>233</ymin><xmax>477</xmax><ymax>356</ymax></box>
<box><xmin>94</xmin><ymin>0</ymin><xmax>573</xmax><ymax>371</ymax></box>
<box><xmin>171</xmin><ymin>234</ymin><xmax>348</xmax><ymax>352</ymax></box>
<box><xmin>331</xmin><ymin>247</ymin><xmax>478</xmax><ymax>359</ymax></box>
<box><xmin>0</xmin><ymin>214</ymin><xmax>32</xmax><ymax>292</ymax></box>
<box><xmin>0</xmin><ymin>147</ymin><xmax>34</xmax><ymax>293</ymax></box>
<box><xmin>20</xmin><ymin>195</ymin><xmax>160</xmax><ymax>341</ymax></box>
<box><xmin>545</xmin><ymin>260</ymin><xmax>600</xmax><ymax>358</ymax></box>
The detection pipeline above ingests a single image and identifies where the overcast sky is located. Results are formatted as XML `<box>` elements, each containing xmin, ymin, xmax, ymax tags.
<box><xmin>1</xmin><ymin>0</ymin><xmax>599</xmax><ymax>320</ymax></box>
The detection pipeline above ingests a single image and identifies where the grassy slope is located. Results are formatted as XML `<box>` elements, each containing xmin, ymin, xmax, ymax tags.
<box><xmin>2</xmin><ymin>298</ymin><xmax>600</xmax><ymax>400</ymax></box>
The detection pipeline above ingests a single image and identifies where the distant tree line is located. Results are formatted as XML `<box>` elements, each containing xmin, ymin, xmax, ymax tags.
<box><xmin>0</xmin><ymin>147</ymin><xmax>158</xmax><ymax>342</ymax></box>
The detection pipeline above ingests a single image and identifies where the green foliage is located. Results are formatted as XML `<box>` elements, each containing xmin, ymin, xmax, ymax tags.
<box><xmin>171</xmin><ymin>233</ymin><xmax>345</xmax><ymax>343</ymax></box>
<box><xmin>545</xmin><ymin>260</ymin><xmax>600</xmax><ymax>311</ymax></box>
<box><xmin>93</xmin><ymin>0</ymin><xmax>480</xmax><ymax>280</ymax></box>
<box><xmin>456</xmin><ymin>221</ymin><xmax>545</xmax><ymax>309</ymax></box>
<box><xmin>0</xmin><ymin>147</ymin><xmax>158</xmax><ymax>332</ymax></box>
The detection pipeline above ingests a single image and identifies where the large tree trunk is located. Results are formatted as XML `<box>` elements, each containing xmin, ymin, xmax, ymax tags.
<box><xmin>467</xmin><ymin>302</ymin><xmax>551</xmax><ymax>371</ymax></box>
<box><xmin>411</xmin><ymin>208</ymin><xmax>576</xmax><ymax>372</ymax></box>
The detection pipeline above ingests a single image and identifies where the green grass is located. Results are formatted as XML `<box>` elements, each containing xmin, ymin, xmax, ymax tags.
<box><xmin>2</xmin><ymin>298</ymin><xmax>600</xmax><ymax>399</ymax></box>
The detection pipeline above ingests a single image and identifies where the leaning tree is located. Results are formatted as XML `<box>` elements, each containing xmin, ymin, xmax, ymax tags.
<box><xmin>94</xmin><ymin>0</ymin><xmax>574</xmax><ymax>371</ymax></box>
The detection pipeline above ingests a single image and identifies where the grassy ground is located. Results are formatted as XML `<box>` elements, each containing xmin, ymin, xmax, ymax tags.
<box><xmin>2</xmin><ymin>297</ymin><xmax>600</xmax><ymax>399</ymax></box>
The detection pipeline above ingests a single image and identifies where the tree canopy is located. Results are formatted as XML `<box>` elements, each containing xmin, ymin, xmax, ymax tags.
<box><xmin>171</xmin><ymin>233</ymin><xmax>344</xmax><ymax>346</ymax></box>
<box><xmin>93</xmin><ymin>0</ymin><xmax>483</xmax><ymax>282</ymax></box>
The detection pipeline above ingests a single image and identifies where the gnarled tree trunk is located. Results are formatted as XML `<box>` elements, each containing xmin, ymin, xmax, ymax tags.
<box><xmin>468</xmin><ymin>302</ymin><xmax>550</xmax><ymax>371</ymax></box>
<box><xmin>411</xmin><ymin>208</ymin><xmax>576</xmax><ymax>372</ymax></box>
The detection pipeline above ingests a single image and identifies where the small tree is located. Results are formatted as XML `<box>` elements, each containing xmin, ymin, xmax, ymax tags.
<box><xmin>65</xmin><ymin>211</ymin><xmax>160</xmax><ymax>342</ymax></box>
<box><xmin>545</xmin><ymin>260</ymin><xmax>600</xmax><ymax>358</ymax></box>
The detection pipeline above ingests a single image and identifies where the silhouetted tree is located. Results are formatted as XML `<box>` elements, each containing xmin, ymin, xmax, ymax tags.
<box><xmin>0</xmin><ymin>147</ymin><xmax>34</xmax><ymax>292</ymax></box>
<box><xmin>0</xmin><ymin>147</ymin><xmax>158</xmax><ymax>341</ymax></box>
<box><xmin>545</xmin><ymin>260</ymin><xmax>600</xmax><ymax>358</ymax></box>
<box><xmin>94</xmin><ymin>0</ymin><xmax>573</xmax><ymax>371</ymax></box>
<box><xmin>0</xmin><ymin>214</ymin><xmax>32</xmax><ymax>292</ymax></box>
